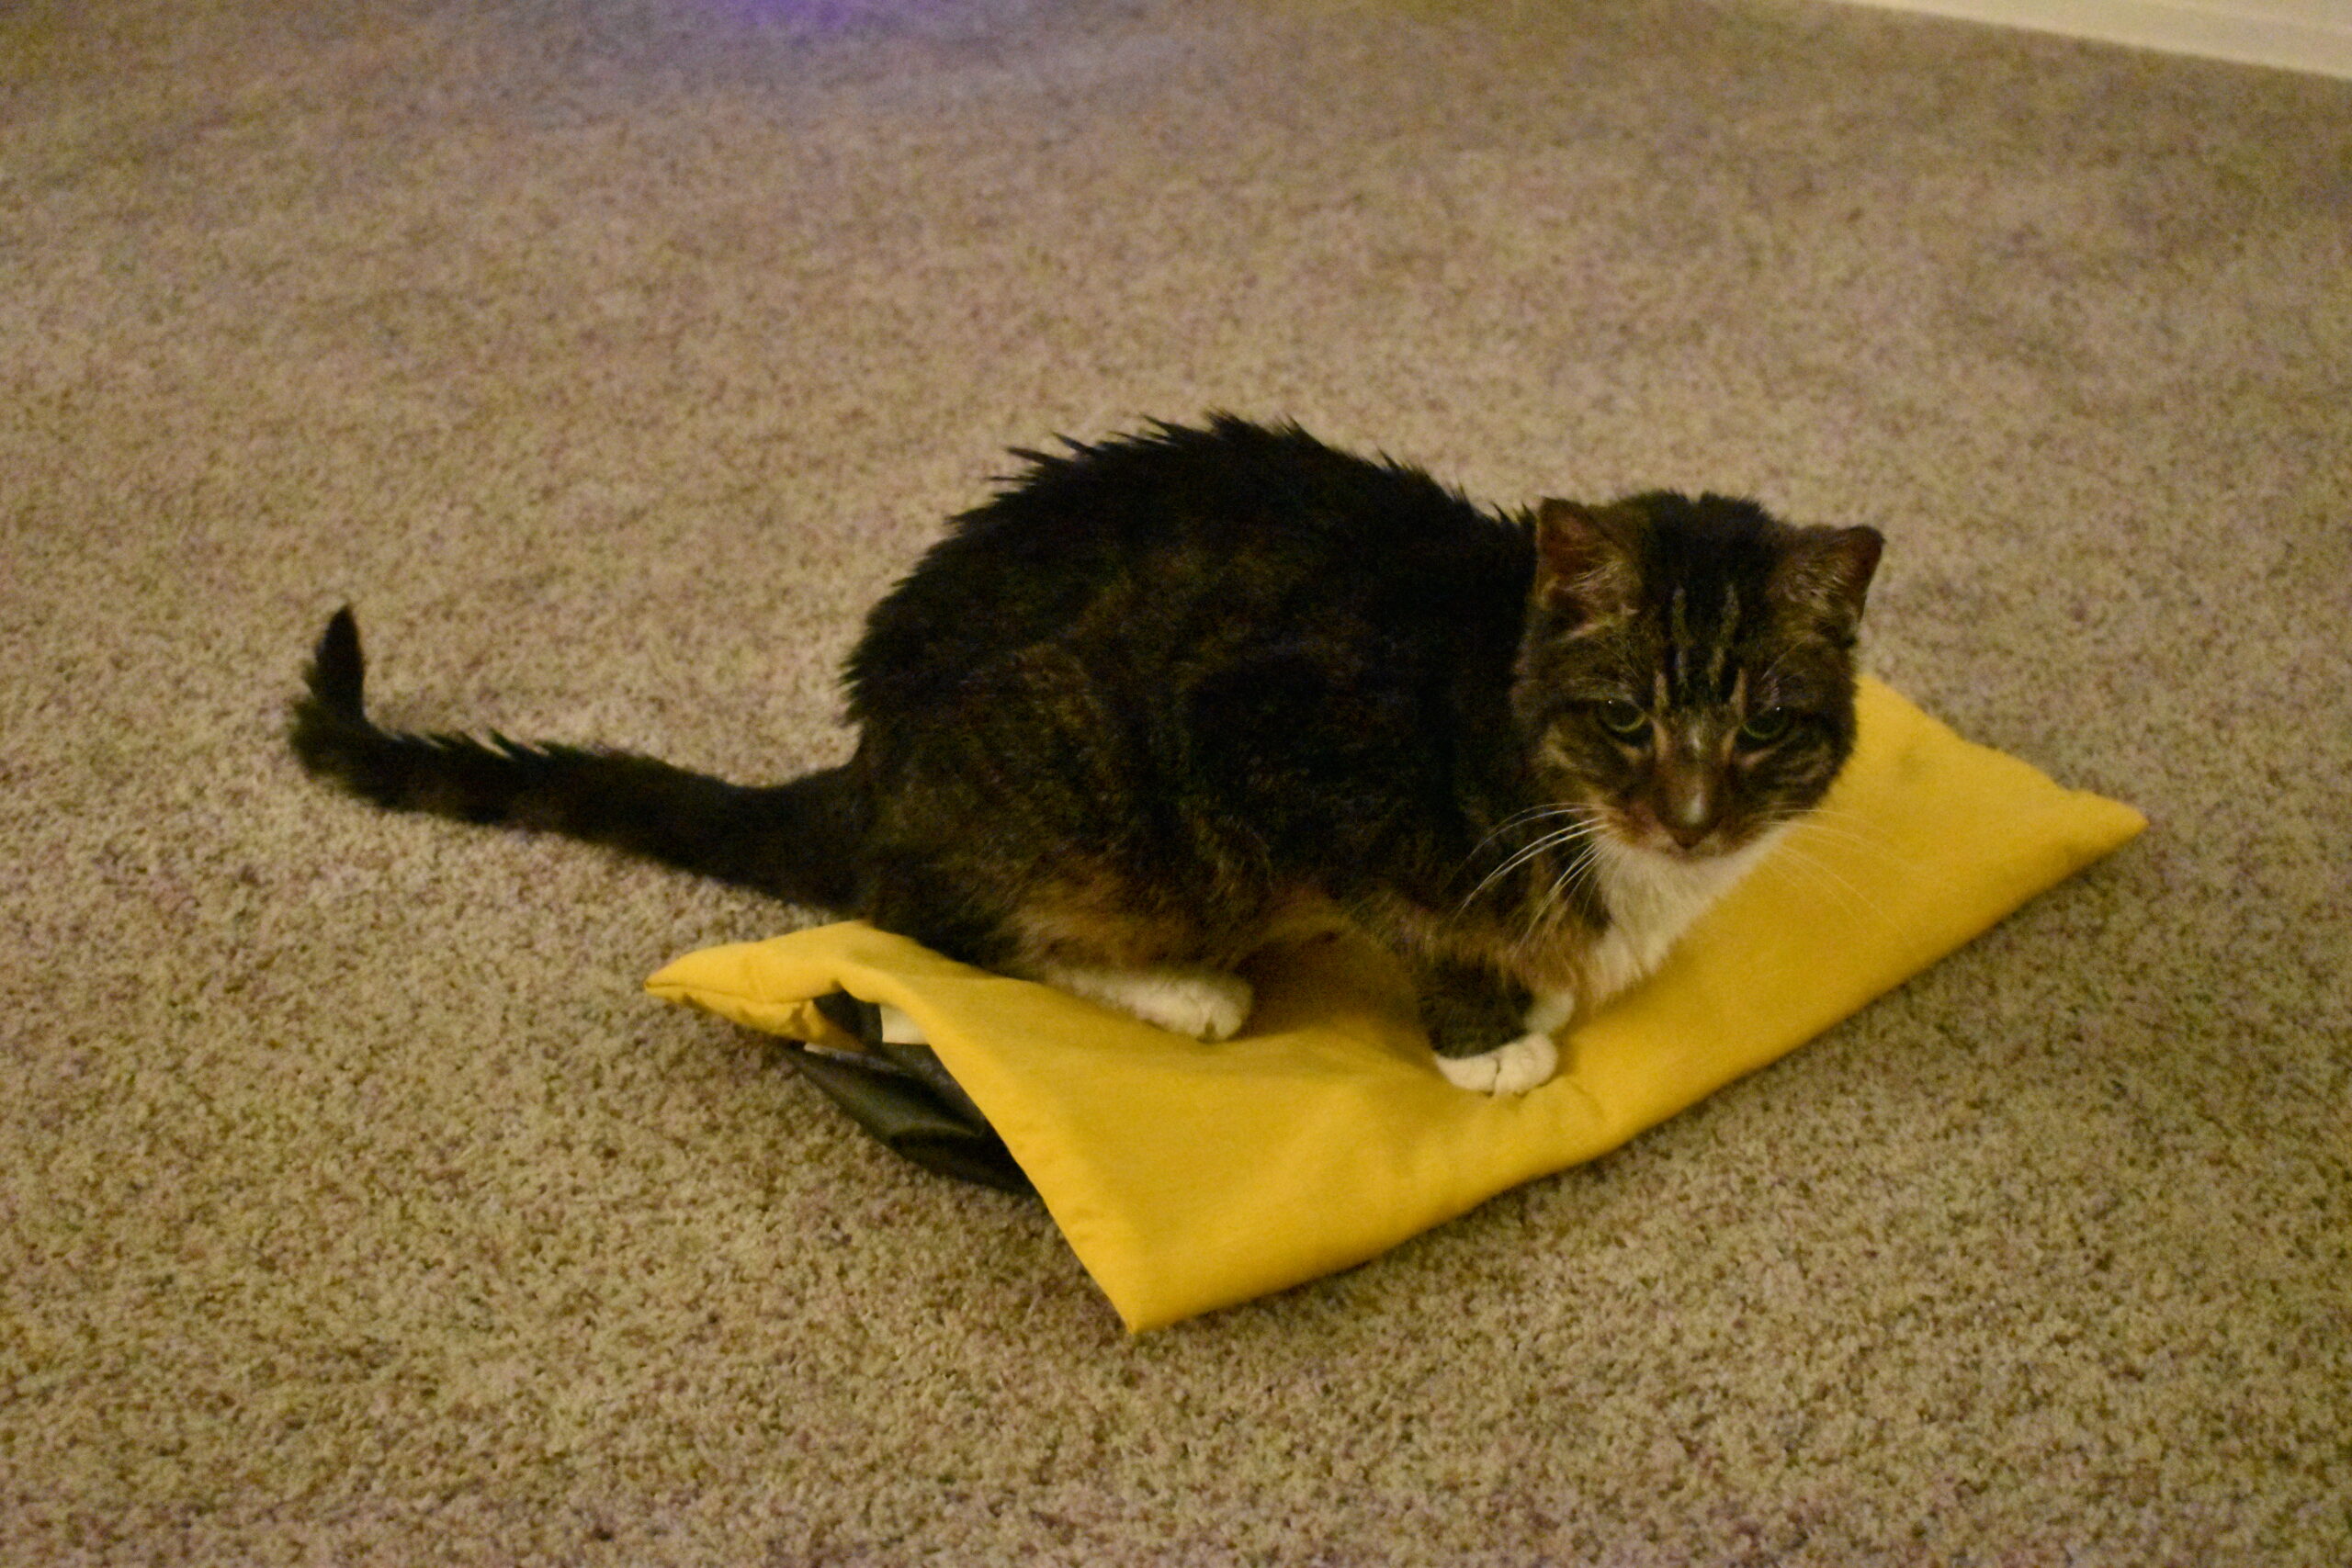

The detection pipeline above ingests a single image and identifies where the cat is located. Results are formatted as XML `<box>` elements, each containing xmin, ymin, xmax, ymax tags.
<box><xmin>289</xmin><ymin>415</ymin><xmax>1881</xmax><ymax>1095</ymax></box>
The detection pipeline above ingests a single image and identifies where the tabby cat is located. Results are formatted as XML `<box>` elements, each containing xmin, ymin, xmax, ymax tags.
<box><xmin>290</xmin><ymin>416</ymin><xmax>1881</xmax><ymax>1095</ymax></box>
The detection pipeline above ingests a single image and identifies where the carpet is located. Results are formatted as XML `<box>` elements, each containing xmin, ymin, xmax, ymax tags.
<box><xmin>5</xmin><ymin>0</ymin><xmax>2346</xmax><ymax>1561</ymax></box>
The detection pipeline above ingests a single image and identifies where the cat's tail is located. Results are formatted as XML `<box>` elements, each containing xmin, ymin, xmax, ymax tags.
<box><xmin>288</xmin><ymin>606</ymin><xmax>867</xmax><ymax>911</ymax></box>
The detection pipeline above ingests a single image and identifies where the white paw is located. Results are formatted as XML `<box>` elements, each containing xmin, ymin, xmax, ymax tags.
<box><xmin>1436</xmin><ymin>1031</ymin><xmax>1559</xmax><ymax>1096</ymax></box>
<box><xmin>1043</xmin><ymin>965</ymin><xmax>1255</xmax><ymax>1042</ymax></box>
<box><xmin>1125</xmin><ymin>970</ymin><xmax>1254</xmax><ymax>1041</ymax></box>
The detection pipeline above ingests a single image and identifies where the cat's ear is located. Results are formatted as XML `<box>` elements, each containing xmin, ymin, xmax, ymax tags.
<box><xmin>1773</xmin><ymin>525</ymin><xmax>1883</xmax><ymax>636</ymax></box>
<box><xmin>1532</xmin><ymin>499</ymin><xmax>1642</xmax><ymax>616</ymax></box>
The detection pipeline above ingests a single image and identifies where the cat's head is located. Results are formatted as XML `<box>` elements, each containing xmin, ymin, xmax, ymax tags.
<box><xmin>1512</xmin><ymin>492</ymin><xmax>1882</xmax><ymax>862</ymax></box>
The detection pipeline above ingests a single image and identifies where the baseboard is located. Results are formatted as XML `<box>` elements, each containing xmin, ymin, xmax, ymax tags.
<box><xmin>1826</xmin><ymin>0</ymin><xmax>2352</xmax><ymax>78</ymax></box>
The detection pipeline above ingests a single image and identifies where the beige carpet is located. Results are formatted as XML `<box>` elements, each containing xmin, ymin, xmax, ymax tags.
<box><xmin>6</xmin><ymin>0</ymin><xmax>2347</xmax><ymax>1561</ymax></box>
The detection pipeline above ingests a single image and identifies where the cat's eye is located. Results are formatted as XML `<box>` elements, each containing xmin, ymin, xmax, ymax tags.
<box><xmin>1595</xmin><ymin>699</ymin><xmax>1650</xmax><ymax>740</ymax></box>
<box><xmin>1738</xmin><ymin>707</ymin><xmax>1794</xmax><ymax>746</ymax></box>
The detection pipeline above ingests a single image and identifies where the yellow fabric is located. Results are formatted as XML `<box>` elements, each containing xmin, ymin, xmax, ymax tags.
<box><xmin>647</xmin><ymin>681</ymin><xmax>2144</xmax><ymax>1331</ymax></box>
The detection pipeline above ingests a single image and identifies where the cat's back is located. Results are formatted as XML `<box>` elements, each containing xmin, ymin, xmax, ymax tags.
<box><xmin>846</xmin><ymin>417</ymin><xmax>1529</xmax><ymax>715</ymax></box>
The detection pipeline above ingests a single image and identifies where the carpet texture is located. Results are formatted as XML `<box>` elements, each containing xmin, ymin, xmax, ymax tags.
<box><xmin>4</xmin><ymin>0</ymin><xmax>2346</xmax><ymax>1562</ymax></box>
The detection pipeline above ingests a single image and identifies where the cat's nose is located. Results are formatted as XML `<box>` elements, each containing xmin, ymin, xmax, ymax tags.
<box><xmin>1666</xmin><ymin>803</ymin><xmax>1715</xmax><ymax>849</ymax></box>
<box><xmin>1657</xmin><ymin>771</ymin><xmax>1719</xmax><ymax>849</ymax></box>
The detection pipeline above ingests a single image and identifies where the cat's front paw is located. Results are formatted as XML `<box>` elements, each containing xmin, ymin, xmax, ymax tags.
<box><xmin>1436</xmin><ymin>1031</ymin><xmax>1559</xmax><ymax>1096</ymax></box>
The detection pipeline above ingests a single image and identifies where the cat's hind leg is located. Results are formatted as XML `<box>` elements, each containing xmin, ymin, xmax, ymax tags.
<box><xmin>867</xmin><ymin>855</ymin><xmax>1262</xmax><ymax>1042</ymax></box>
<box><xmin>865</xmin><ymin>868</ymin><xmax>1263</xmax><ymax>1042</ymax></box>
<box><xmin>880</xmin><ymin>954</ymin><xmax>1254</xmax><ymax>1043</ymax></box>
<box><xmin>989</xmin><ymin>871</ymin><xmax>1263</xmax><ymax>1040</ymax></box>
<box><xmin>1032</xmin><ymin>963</ymin><xmax>1254</xmax><ymax>1043</ymax></box>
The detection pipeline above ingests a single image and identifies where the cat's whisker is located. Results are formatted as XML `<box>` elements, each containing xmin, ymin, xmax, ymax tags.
<box><xmin>1772</xmin><ymin>824</ymin><xmax>1887</xmax><ymax>870</ymax></box>
<box><xmin>1517</xmin><ymin>850</ymin><xmax>1605</xmax><ymax>960</ymax></box>
<box><xmin>1465</xmin><ymin>804</ymin><xmax>1598</xmax><ymax>860</ymax></box>
<box><xmin>1776</xmin><ymin>805</ymin><xmax>1945</xmax><ymax>894</ymax></box>
<box><xmin>1486</xmin><ymin>802</ymin><xmax>1589</xmax><ymax>836</ymax></box>
<box><xmin>1764</xmin><ymin>840</ymin><xmax>1888</xmax><ymax>925</ymax></box>
<box><xmin>1476</xmin><ymin>824</ymin><xmax>1606</xmax><ymax>881</ymax></box>
<box><xmin>1464</xmin><ymin>814</ymin><xmax>1598</xmax><ymax>888</ymax></box>
<box><xmin>1458</xmin><ymin>814</ymin><xmax>1609</xmax><ymax>909</ymax></box>
<box><xmin>1783</xmin><ymin>801</ymin><xmax>1899</xmax><ymax>848</ymax></box>
<box><xmin>1462</xmin><ymin>843</ymin><xmax>1567</xmax><ymax>910</ymax></box>
<box><xmin>1782</xmin><ymin>812</ymin><xmax>1881</xmax><ymax>846</ymax></box>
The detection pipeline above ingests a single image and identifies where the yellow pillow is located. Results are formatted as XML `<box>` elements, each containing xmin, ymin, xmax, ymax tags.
<box><xmin>648</xmin><ymin>681</ymin><xmax>2143</xmax><ymax>1331</ymax></box>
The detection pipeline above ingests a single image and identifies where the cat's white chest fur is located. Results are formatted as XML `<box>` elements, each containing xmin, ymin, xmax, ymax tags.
<box><xmin>1581</xmin><ymin>827</ymin><xmax>1783</xmax><ymax>1003</ymax></box>
<box><xmin>1441</xmin><ymin>825</ymin><xmax>1785</xmax><ymax>1096</ymax></box>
